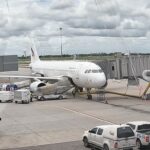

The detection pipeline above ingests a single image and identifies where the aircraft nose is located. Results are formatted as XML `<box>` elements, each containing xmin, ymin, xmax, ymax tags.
<box><xmin>94</xmin><ymin>72</ymin><xmax>107</xmax><ymax>88</ymax></box>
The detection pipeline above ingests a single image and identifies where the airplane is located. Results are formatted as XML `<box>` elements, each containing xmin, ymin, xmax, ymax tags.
<box><xmin>0</xmin><ymin>48</ymin><xmax>107</xmax><ymax>99</ymax></box>
<box><xmin>142</xmin><ymin>70</ymin><xmax>150</xmax><ymax>82</ymax></box>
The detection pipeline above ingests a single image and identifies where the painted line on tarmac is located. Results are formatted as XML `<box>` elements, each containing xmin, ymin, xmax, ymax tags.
<box><xmin>55</xmin><ymin>106</ymin><xmax>116</xmax><ymax>125</ymax></box>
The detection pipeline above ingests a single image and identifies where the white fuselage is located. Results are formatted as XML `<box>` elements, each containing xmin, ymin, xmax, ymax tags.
<box><xmin>30</xmin><ymin>60</ymin><xmax>107</xmax><ymax>88</ymax></box>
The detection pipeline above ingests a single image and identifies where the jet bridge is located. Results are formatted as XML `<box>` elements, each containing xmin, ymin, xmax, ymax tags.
<box><xmin>94</xmin><ymin>55</ymin><xmax>150</xmax><ymax>80</ymax></box>
<box><xmin>91</xmin><ymin>55</ymin><xmax>150</xmax><ymax>100</ymax></box>
<box><xmin>0</xmin><ymin>55</ymin><xmax>18</xmax><ymax>72</ymax></box>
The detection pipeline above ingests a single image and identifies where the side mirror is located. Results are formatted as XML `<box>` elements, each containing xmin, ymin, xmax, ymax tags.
<box><xmin>89</xmin><ymin>130</ymin><xmax>92</xmax><ymax>133</ymax></box>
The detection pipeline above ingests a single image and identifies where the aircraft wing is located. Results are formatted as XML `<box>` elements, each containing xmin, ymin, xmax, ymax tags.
<box><xmin>0</xmin><ymin>75</ymin><xmax>64</xmax><ymax>82</ymax></box>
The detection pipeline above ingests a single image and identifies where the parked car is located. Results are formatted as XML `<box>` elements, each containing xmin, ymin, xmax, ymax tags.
<box><xmin>83</xmin><ymin>124</ymin><xmax>136</xmax><ymax>150</ymax></box>
<box><xmin>37</xmin><ymin>94</ymin><xmax>65</xmax><ymax>101</ymax></box>
<box><xmin>126</xmin><ymin>121</ymin><xmax>150</xmax><ymax>149</ymax></box>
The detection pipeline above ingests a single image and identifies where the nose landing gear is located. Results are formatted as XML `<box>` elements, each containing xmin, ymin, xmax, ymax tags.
<box><xmin>87</xmin><ymin>88</ymin><xmax>92</xmax><ymax>100</ymax></box>
<box><xmin>87</xmin><ymin>94</ymin><xmax>92</xmax><ymax>100</ymax></box>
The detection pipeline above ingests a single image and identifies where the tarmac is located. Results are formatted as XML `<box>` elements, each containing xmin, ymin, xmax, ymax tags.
<box><xmin>0</xmin><ymin>68</ymin><xmax>150</xmax><ymax>150</ymax></box>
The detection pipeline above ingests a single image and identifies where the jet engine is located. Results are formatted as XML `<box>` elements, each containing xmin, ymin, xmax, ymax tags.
<box><xmin>142</xmin><ymin>70</ymin><xmax>150</xmax><ymax>82</ymax></box>
<box><xmin>30</xmin><ymin>81</ymin><xmax>46</xmax><ymax>93</ymax></box>
<box><xmin>30</xmin><ymin>81</ymin><xmax>58</xmax><ymax>95</ymax></box>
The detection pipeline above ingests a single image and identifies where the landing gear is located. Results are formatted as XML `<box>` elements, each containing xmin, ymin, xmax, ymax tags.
<box><xmin>87</xmin><ymin>94</ymin><xmax>92</xmax><ymax>100</ymax></box>
<box><xmin>72</xmin><ymin>87</ymin><xmax>79</xmax><ymax>98</ymax></box>
<box><xmin>87</xmin><ymin>88</ymin><xmax>92</xmax><ymax>100</ymax></box>
<box><xmin>79</xmin><ymin>87</ymin><xmax>83</xmax><ymax>92</ymax></box>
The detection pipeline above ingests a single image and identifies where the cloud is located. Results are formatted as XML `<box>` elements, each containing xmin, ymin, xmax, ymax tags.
<box><xmin>0</xmin><ymin>0</ymin><xmax>150</xmax><ymax>55</ymax></box>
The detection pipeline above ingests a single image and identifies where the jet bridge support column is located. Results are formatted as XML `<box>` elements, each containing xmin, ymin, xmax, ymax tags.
<box><xmin>141</xmin><ymin>82</ymin><xmax>150</xmax><ymax>100</ymax></box>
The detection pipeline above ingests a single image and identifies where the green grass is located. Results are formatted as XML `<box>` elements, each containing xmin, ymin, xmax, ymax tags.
<box><xmin>18</xmin><ymin>54</ymin><xmax>116</xmax><ymax>65</ymax></box>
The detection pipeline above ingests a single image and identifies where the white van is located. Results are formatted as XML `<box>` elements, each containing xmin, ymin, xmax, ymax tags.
<box><xmin>14</xmin><ymin>89</ymin><xmax>31</xmax><ymax>104</ymax></box>
<box><xmin>83</xmin><ymin>124</ymin><xmax>136</xmax><ymax>150</ymax></box>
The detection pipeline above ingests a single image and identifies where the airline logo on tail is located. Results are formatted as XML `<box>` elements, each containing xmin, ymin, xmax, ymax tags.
<box><xmin>31</xmin><ymin>48</ymin><xmax>35</xmax><ymax>57</ymax></box>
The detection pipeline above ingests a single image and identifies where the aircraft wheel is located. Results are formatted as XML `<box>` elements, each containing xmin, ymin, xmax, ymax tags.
<box><xmin>87</xmin><ymin>94</ymin><xmax>92</xmax><ymax>100</ymax></box>
<box><xmin>72</xmin><ymin>89</ymin><xmax>76</xmax><ymax>97</ymax></box>
<box><xmin>79</xmin><ymin>87</ymin><xmax>83</xmax><ymax>92</ymax></box>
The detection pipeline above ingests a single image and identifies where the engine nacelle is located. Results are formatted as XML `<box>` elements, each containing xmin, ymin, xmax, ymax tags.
<box><xmin>30</xmin><ymin>81</ymin><xmax>46</xmax><ymax>92</ymax></box>
<box><xmin>142</xmin><ymin>70</ymin><xmax>150</xmax><ymax>82</ymax></box>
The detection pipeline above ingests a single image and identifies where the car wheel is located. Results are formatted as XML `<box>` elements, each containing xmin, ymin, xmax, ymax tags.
<box><xmin>136</xmin><ymin>139</ymin><xmax>142</xmax><ymax>149</ymax></box>
<box><xmin>103</xmin><ymin>144</ymin><xmax>109</xmax><ymax>150</ymax></box>
<box><xmin>83</xmin><ymin>137</ymin><xmax>89</xmax><ymax>147</ymax></box>
<box><xmin>40</xmin><ymin>96</ymin><xmax>45</xmax><ymax>101</ymax></box>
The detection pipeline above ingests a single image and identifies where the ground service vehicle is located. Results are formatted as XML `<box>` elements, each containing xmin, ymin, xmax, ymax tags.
<box><xmin>14</xmin><ymin>89</ymin><xmax>31</xmax><ymax>104</ymax></box>
<box><xmin>37</xmin><ymin>94</ymin><xmax>64</xmax><ymax>101</ymax></box>
<box><xmin>126</xmin><ymin>121</ymin><xmax>150</xmax><ymax>149</ymax></box>
<box><xmin>0</xmin><ymin>91</ymin><xmax>14</xmax><ymax>103</ymax></box>
<box><xmin>83</xmin><ymin>124</ymin><xmax>136</xmax><ymax>150</ymax></box>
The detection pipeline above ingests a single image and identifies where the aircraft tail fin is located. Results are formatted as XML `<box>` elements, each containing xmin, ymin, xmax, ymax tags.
<box><xmin>29</xmin><ymin>37</ymin><xmax>40</xmax><ymax>63</ymax></box>
<box><xmin>31</xmin><ymin>47</ymin><xmax>40</xmax><ymax>63</ymax></box>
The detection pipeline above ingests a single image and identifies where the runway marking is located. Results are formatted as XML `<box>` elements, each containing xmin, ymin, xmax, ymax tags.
<box><xmin>55</xmin><ymin>105</ymin><xmax>115</xmax><ymax>125</ymax></box>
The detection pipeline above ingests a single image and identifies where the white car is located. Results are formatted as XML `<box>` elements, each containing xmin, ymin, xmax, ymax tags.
<box><xmin>126</xmin><ymin>121</ymin><xmax>150</xmax><ymax>149</ymax></box>
<box><xmin>37</xmin><ymin>94</ymin><xmax>65</xmax><ymax>101</ymax></box>
<box><xmin>83</xmin><ymin>124</ymin><xmax>136</xmax><ymax>150</ymax></box>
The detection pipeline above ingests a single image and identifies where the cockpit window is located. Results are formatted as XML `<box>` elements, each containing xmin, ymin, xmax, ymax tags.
<box><xmin>88</xmin><ymin>69</ymin><xmax>92</xmax><ymax>73</ymax></box>
<box><xmin>85</xmin><ymin>69</ymin><xmax>103</xmax><ymax>73</ymax></box>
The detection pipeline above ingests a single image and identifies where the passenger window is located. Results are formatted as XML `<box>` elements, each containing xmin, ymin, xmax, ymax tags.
<box><xmin>97</xmin><ymin>128</ymin><xmax>103</xmax><ymax>135</ymax></box>
<box><xmin>127</xmin><ymin>123</ymin><xmax>136</xmax><ymax>130</ymax></box>
<box><xmin>89</xmin><ymin>128</ymin><xmax>98</xmax><ymax>134</ymax></box>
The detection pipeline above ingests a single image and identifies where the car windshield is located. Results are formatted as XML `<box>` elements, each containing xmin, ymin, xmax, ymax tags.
<box><xmin>137</xmin><ymin>124</ymin><xmax>150</xmax><ymax>131</ymax></box>
<box><xmin>117</xmin><ymin>127</ymin><xmax>134</xmax><ymax>138</ymax></box>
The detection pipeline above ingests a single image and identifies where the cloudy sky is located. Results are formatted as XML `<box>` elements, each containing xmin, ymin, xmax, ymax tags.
<box><xmin>0</xmin><ymin>0</ymin><xmax>150</xmax><ymax>56</ymax></box>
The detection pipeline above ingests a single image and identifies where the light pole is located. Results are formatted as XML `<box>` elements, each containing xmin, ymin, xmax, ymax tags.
<box><xmin>60</xmin><ymin>27</ymin><xmax>63</xmax><ymax>56</ymax></box>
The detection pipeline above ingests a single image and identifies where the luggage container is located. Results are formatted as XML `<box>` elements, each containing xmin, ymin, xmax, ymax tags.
<box><xmin>14</xmin><ymin>89</ymin><xmax>31</xmax><ymax>104</ymax></box>
<box><xmin>0</xmin><ymin>91</ymin><xmax>14</xmax><ymax>103</ymax></box>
